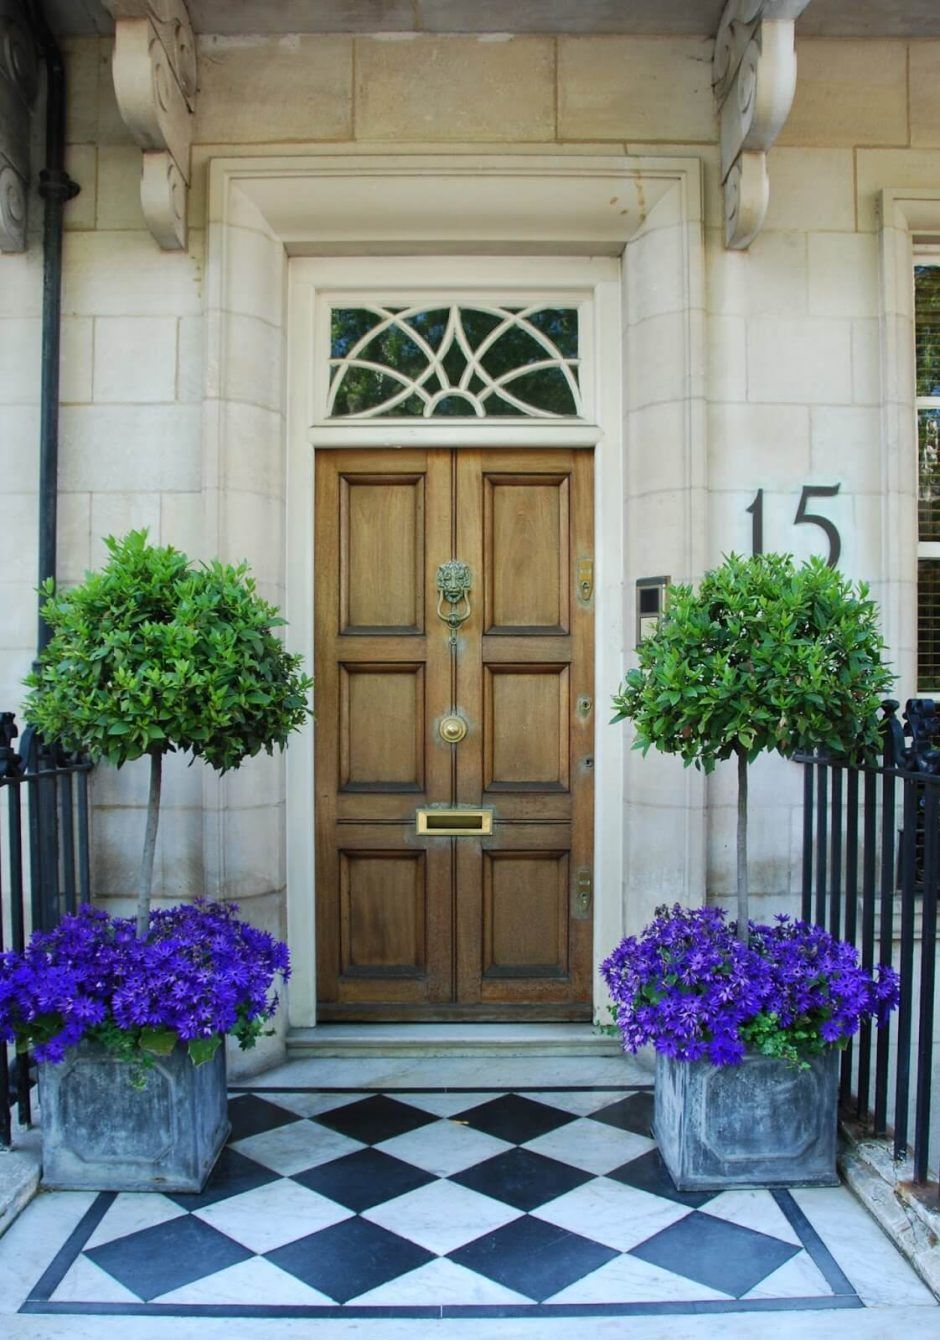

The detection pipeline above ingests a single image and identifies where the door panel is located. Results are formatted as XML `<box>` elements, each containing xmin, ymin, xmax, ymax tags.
<box><xmin>484</xmin><ymin>473</ymin><xmax>570</xmax><ymax>633</ymax></box>
<box><xmin>485</xmin><ymin>664</ymin><xmax>569</xmax><ymax>791</ymax></box>
<box><xmin>339</xmin><ymin>663</ymin><xmax>425</xmax><ymax>793</ymax></box>
<box><xmin>316</xmin><ymin>447</ymin><xmax>593</xmax><ymax>1019</ymax></box>
<box><xmin>340</xmin><ymin>473</ymin><xmax>425</xmax><ymax>633</ymax></box>
<box><xmin>482</xmin><ymin>849</ymin><xmax>570</xmax><ymax>978</ymax></box>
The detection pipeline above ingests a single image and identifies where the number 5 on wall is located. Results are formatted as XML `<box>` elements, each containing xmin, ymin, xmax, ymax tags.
<box><xmin>794</xmin><ymin>484</ymin><xmax>841</xmax><ymax>568</ymax></box>
<box><xmin>747</xmin><ymin>484</ymin><xmax>842</xmax><ymax>568</ymax></box>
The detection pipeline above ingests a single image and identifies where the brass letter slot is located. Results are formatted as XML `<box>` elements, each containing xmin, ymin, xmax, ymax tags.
<box><xmin>416</xmin><ymin>808</ymin><xmax>493</xmax><ymax>837</ymax></box>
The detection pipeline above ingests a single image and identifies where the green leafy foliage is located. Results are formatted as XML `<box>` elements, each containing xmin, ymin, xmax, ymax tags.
<box><xmin>738</xmin><ymin>1011</ymin><xmax>832</xmax><ymax>1070</ymax></box>
<box><xmin>612</xmin><ymin>553</ymin><xmax>894</xmax><ymax>773</ymax></box>
<box><xmin>23</xmin><ymin>530</ymin><xmax>314</xmax><ymax>772</ymax></box>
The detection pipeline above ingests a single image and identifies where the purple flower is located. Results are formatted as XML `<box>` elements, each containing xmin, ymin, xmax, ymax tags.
<box><xmin>601</xmin><ymin>905</ymin><xmax>899</xmax><ymax>1068</ymax></box>
<box><xmin>0</xmin><ymin>900</ymin><xmax>290</xmax><ymax>1064</ymax></box>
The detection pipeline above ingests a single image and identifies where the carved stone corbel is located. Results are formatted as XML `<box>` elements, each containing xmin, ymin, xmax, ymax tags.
<box><xmin>102</xmin><ymin>0</ymin><xmax>196</xmax><ymax>250</ymax></box>
<box><xmin>713</xmin><ymin>0</ymin><xmax>811</xmax><ymax>249</ymax></box>
<box><xmin>0</xmin><ymin>0</ymin><xmax>39</xmax><ymax>252</ymax></box>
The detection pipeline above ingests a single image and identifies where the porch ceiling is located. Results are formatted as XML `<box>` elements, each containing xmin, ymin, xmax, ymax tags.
<box><xmin>44</xmin><ymin>0</ymin><xmax>940</xmax><ymax>40</ymax></box>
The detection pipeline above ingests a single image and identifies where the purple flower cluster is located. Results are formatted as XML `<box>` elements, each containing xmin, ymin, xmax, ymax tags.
<box><xmin>600</xmin><ymin>905</ymin><xmax>899</xmax><ymax>1067</ymax></box>
<box><xmin>0</xmin><ymin>901</ymin><xmax>290</xmax><ymax>1064</ymax></box>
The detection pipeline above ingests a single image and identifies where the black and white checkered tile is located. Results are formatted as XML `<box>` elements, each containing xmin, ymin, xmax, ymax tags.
<box><xmin>23</xmin><ymin>1087</ymin><xmax>863</xmax><ymax>1318</ymax></box>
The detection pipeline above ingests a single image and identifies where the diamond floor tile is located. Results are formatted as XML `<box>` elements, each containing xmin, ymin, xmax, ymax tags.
<box><xmin>375</xmin><ymin>1115</ymin><xmax>512</xmax><ymax>1175</ymax></box>
<box><xmin>226</xmin><ymin>1093</ymin><xmax>301</xmax><ymax>1142</ymax></box>
<box><xmin>86</xmin><ymin>1214</ymin><xmax>253</xmax><ymax>1301</ymax></box>
<box><xmin>448</xmin><ymin>1213</ymin><xmax>619</xmax><ymax>1301</ymax></box>
<box><xmin>590</xmin><ymin>1091</ymin><xmax>655</xmax><ymax>1136</ymax></box>
<box><xmin>524</xmin><ymin>1114</ymin><xmax>656</xmax><ymax>1174</ymax></box>
<box><xmin>607</xmin><ymin>1147</ymin><xmax>720</xmax><ymax>1208</ymax></box>
<box><xmin>291</xmin><ymin>1146</ymin><xmax>436</xmax><ymax>1212</ymax></box>
<box><xmin>630</xmin><ymin>1209</ymin><xmax>802</xmax><ymax>1298</ymax></box>
<box><xmin>265</xmin><ymin>1216</ymin><xmax>434</xmax><ymax>1304</ymax></box>
<box><xmin>165</xmin><ymin>1147</ymin><xmax>280</xmax><ymax>1211</ymax></box>
<box><xmin>362</xmin><ymin>1177</ymin><xmax>520</xmax><ymax>1254</ymax></box>
<box><xmin>193</xmin><ymin>1178</ymin><xmax>353</xmax><ymax>1253</ymax></box>
<box><xmin>532</xmin><ymin>1174</ymin><xmax>693</xmax><ymax>1252</ymax></box>
<box><xmin>11</xmin><ymin>1080</ymin><xmax>894</xmax><ymax>1321</ymax></box>
<box><xmin>454</xmin><ymin>1092</ymin><xmax>577</xmax><ymax>1143</ymax></box>
<box><xmin>451</xmin><ymin>1145</ymin><xmax>593</xmax><ymax>1211</ymax></box>
<box><xmin>313</xmin><ymin>1094</ymin><xmax>437</xmax><ymax>1145</ymax></box>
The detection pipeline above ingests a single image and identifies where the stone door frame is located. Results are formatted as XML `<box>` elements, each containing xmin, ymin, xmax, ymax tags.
<box><xmin>202</xmin><ymin>153</ymin><xmax>707</xmax><ymax>1027</ymax></box>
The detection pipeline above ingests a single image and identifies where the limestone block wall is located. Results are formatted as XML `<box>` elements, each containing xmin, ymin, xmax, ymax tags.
<box><xmin>1</xmin><ymin>31</ymin><xmax>939</xmax><ymax>955</ymax></box>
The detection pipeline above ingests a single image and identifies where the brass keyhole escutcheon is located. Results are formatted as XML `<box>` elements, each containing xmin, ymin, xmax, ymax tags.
<box><xmin>439</xmin><ymin>714</ymin><xmax>468</xmax><ymax>744</ymax></box>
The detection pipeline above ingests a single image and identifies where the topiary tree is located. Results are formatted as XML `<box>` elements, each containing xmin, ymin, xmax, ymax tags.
<box><xmin>612</xmin><ymin>553</ymin><xmax>893</xmax><ymax>941</ymax></box>
<box><xmin>24</xmin><ymin>531</ymin><xmax>314</xmax><ymax>937</ymax></box>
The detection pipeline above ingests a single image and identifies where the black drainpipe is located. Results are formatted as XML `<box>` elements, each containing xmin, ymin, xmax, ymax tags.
<box><xmin>27</xmin><ymin>0</ymin><xmax>79</xmax><ymax>659</ymax></box>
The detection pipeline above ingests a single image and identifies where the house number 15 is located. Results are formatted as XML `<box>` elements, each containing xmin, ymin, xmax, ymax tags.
<box><xmin>746</xmin><ymin>484</ymin><xmax>842</xmax><ymax>568</ymax></box>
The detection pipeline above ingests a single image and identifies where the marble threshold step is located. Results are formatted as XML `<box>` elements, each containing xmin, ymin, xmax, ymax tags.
<box><xmin>286</xmin><ymin>1022</ymin><xmax>624</xmax><ymax>1058</ymax></box>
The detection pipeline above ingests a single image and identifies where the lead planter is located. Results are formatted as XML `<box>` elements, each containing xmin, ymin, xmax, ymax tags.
<box><xmin>653</xmin><ymin>1048</ymin><xmax>840</xmax><ymax>1191</ymax></box>
<box><xmin>38</xmin><ymin>1039</ymin><xmax>230</xmax><ymax>1192</ymax></box>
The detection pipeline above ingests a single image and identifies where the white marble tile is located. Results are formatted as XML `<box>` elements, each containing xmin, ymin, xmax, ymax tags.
<box><xmin>533</xmin><ymin>1177</ymin><xmax>691</xmax><ymax>1252</ymax></box>
<box><xmin>535</xmin><ymin>1089</ymin><xmax>647</xmax><ymax>1117</ymax></box>
<box><xmin>231</xmin><ymin>1121</ymin><xmax>364</xmax><ymax>1175</ymax></box>
<box><xmin>546</xmin><ymin>1251</ymin><xmax>732</xmax><ymax>1304</ymax></box>
<box><xmin>742</xmin><ymin>1249</ymin><xmax>835</xmax><ymax>1300</ymax></box>
<box><xmin>792</xmin><ymin>1187</ymin><xmax>937</xmax><ymax>1306</ymax></box>
<box><xmin>348</xmin><ymin>1255</ymin><xmax>531</xmax><ymax>1306</ymax></box>
<box><xmin>251</xmin><ymin>1091</ymin><xmax>368</xmax><ymax>1119</ymax></box>
<box><xmin>83</xmin><ymin>1193</ymin><xmax>186</xmax><ymax>1251</ymax></box>
<box><xmin>362</xmin><ymin>1178</ymin><xmax>519</xmax><ymax>1255</ymax></box>
<box><xmin>0</xmin><ymin>1189</ymin><xmax>96</xmax><ymax>1312</ymax></box>
<box><xmin>699</xmin><ymin>1188</ymin><xmax>802</xmax><ymax>1247</ymax></box>
<box><xmin>376</xmin><ymin>1119</ymin><xmax>512</xmax><ymax>1176</ymax></box>
<box><xmin>152</xmin><ymin>1255</ymin><xmax>334</xmax><ymax>1306</ymax></box>
<box><xmin>385</xmin><ymin>1091</ymin><xmax>495</xmax><ymax>1117</ymax></box>
<box><xmin>193</xmin><ymin>1179</ymin><xmax>352</xmax><ymax>1253</ymax></box>
<box><xmin>523</xmin><ymin>1117</ymin><xmax>656</xmax><ymax>1174</ymax></box>
<box><xmin>49</xmin><ymin>1256</ymin><xmax>140</xmax><ymax>1304</ymax></box>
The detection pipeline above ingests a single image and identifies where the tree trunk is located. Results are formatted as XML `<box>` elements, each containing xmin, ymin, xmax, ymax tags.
<box><xmin>736</xmin><ymin>743</ymin><xmax>749</xmax><ymax>944</ymax></box>
<box><xmin>136</xmin><ymin>747</ymin><xmax>162</xmax><ymax>938</ymax></box>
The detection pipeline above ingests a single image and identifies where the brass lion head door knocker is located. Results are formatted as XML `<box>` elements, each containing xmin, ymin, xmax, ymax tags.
<box><xmin>436</xmin><ymin>560</ymin><xmax>472</xmax><ymax>646</ymax></box>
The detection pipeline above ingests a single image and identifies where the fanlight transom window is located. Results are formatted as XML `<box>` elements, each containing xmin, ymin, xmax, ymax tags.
<box><xmin>328</xmin><ymin>304</ymin><xmax>582</xmax><ymax>419</ymax></box>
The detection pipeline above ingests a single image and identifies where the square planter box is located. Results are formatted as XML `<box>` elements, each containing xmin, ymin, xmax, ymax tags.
<box><xmin>654</xmin><ymin>1048</ymin><xmax>840</xmax><ymax>1191</ymax></box>
<box><xmin>39</xmin><ymin>1039</ymin><xmax>230</xmax><ymax>1192</ymax></box>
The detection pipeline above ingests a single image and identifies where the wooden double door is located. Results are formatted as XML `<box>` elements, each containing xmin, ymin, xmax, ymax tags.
<box><xmin>315</xmin><ymin>447</ymin><xmax>594</xmax><ymax>1020</ymax></box>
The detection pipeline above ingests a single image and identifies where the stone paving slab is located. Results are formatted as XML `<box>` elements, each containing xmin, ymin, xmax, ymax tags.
<box><xmin>1</xmin><ymin>1082</ymin><xmax>934</xmax><ymax>1327</ymax></box>
<box><xmin>0</xmin><ymin>1055</ymin><xmax>935</xmax><ymax>1334</ymax></box>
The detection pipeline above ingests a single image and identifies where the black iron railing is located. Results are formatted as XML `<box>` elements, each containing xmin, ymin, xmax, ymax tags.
<box><xmin>0</xmin><ymin>712</ymin><xmax>92</xmax><ymax>1148</ymax></box>
<box><xmin>800</xmin><ymin>700</ymin><xmax>939</xmax><ymax>1193</ymax></box>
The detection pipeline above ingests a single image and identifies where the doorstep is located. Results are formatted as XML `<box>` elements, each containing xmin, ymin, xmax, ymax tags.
<box><xmin>286</xmin><ymin>1022</ymin><xmax>623</xmax><ymax>1059</ymax></box>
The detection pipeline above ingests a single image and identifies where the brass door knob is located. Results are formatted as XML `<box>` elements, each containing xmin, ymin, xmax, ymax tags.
<box><xmin>439</xmin><ymin>714</ymin><xmax>468</xmax><ymax>744</ymax></box>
